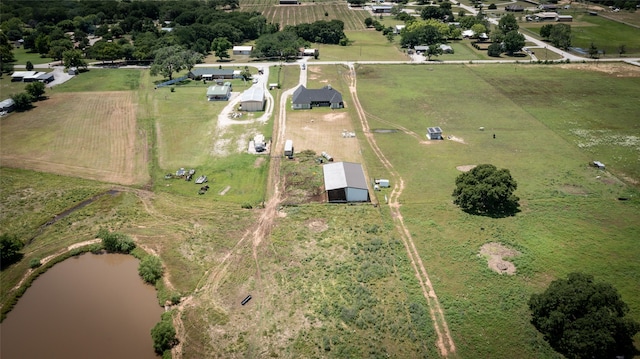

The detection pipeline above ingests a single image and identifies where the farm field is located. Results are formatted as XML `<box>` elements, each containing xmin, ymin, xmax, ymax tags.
<box><xmin>313</xmin><ymin>30</ymin><xmax>409</xmax><ymax>62</ymax></box>
<box><xmin>355</xmin><ymin>63</ymin><xmax>640</xmax><ymax>357</ymax></box>
<box><xmin>243</xmin><ymin>3</ymin><xmax>369</xmax><ymax>31</ymax></box>
<box><xmin>0</xmin><ymin>91</ymin><xmax>149</xmax><ymax>186</ymax></box>
<box><xmin>521</xmin><ymin>13</ymin><xmax>640</xmax><ymax>56</ymax></box>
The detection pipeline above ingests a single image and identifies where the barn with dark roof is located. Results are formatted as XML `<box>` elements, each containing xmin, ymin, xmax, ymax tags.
<box><xmin>292</xmin><ymin>85</ymin><xmax>344</xmax><ymax>110</ymax></box>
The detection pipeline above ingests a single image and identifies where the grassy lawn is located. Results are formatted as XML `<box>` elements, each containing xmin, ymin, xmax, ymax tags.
<box><xmin>521</xmin><ymin>13</ymin><xmax>640</xmax><ymax>56</ymax></box>
<box><xmin>53</xmin><ymin>68</ymin><xmax>143</xmax><ymax>92</ymax></box>
<box><xmin>355</xmin><ymin>63</ymin><xmax>640</xmax><ymax>357</ymax></box>
<box><xmin>148</xmin><ymin>71</ymin><xmax>269</xmax><ymax>205</ymax></box>
<box><xmin>10</xmin><ymin>47</ymin><xmax>55</xmax><ymax>66</ymax></box>
<box><xmin>312</xmin><ymin>30</ymin><xmax>409</xmax><ymax>62</ymax></box>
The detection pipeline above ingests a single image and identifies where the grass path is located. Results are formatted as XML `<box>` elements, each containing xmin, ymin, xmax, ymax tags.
<box><xmin>347</xmin><ymin>63</ymin><xmax>457</xmax><ymax>357</ymax></box>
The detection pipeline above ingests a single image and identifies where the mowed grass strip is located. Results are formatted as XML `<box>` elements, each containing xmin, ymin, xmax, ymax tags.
<box><xmin>52</xmin><ymin>68</ymin><xmax>142</xmax><ymax>92</ymax></box>
<box><xmin>0</xmin><ymin>91</ymin><xmax>148</xmax><ymax>185</ymax></box>
<box><xmin>354</xmin><ymin>64</ymin><xmax>640</xmax><ymax>357</ymax></box>
<box><xmin>313</xmin><ymin>30</ymin><xmax>409</xmax><ymax>62</ymax></box>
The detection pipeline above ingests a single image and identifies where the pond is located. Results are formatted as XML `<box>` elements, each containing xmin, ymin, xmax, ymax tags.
<box><xmin>1</xmin><ymin>253</ymin><xmax>163</xmax><ymax>359</ymax></box>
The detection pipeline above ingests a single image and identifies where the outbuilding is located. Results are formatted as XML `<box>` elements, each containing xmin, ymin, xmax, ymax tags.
<box><xmin>323</xmin><ymin>162</ymin><xmax>370</xmax><ymax>202</ymax></box>
<box><xmin>206</xmin><ymin>82</ymin><xmax>231</xmax><ymax>101</ymax></box>
<box><xmin>279</xmin><ymin>0</ymin><xmax>299</xmax><ymax>4</ymax></box>
<box><xmin>371</xmin><ymin>5</ymin><xmax>393</xmax><ymax>13</ymax></box>
<box><xmin>37</xmin><ymin>72</ymin><xmax>55</xmax><ymax>83</ymax></box>
<box><xmin>439</xmin><ymin>44</ymin><xmax>453</xmax><ymax>53</ymax></box>
<box><xmin>427</xmin><ymin>127</ymin><xmax>443</xmax><ymax>140</ymax></box>
<box><xmin>240</xmin><ymin>85</ymin><xmax>265</xmax><ymax>112</ymax></box>
<box><xmin>232</xmin><ymin>46</ymin><xmax>253</xmax><ymax>55</ymax></box>
<box><xmin>557</xmin><ymin>15</ymin><xmax>573</xmax><ymax>22</ymax></box>
<box><xmin>11</xmin><ymin>71</ymin><xmax>36</xmax><ymax>82</ymax></box>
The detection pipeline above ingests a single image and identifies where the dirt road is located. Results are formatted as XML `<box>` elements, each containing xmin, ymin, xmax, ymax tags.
<box><xmin>346</xmin><ymin>63</ymin><xmax>457</xmax><ymax>357</ymax></box>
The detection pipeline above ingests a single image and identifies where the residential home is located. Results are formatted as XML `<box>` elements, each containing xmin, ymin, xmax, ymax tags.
<box><xmin>292</xmin><ymin>85</ymin><xmax>344</xmax><ymax>110</ymax></box>
<box><xmin>189</xmin><ymin>68</ymin><xmax>234</xmax><ymax>80</ymax></box>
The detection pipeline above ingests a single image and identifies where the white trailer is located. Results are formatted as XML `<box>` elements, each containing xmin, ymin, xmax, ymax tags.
<box><xmin>284</xmin><ymin>140</ymin><xmax>294</xmax><ymax>158</ymax></box>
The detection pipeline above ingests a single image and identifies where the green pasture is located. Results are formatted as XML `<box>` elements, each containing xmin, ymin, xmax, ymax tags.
<box><xmin>53</xmin><ymin>68</ymin><xmax>142</xmax><ymax>92</ymax></box>
<box><xmin>521</xmin><ymin>13</ymin><xmax>640</xmax><ymax>56</ymax></box>
<box><xmin>354</xmin><ymin>63</ymin><xmax>640</xmax><ymax>357</ymax></box>
<box><xmin>10</xmin><ymin>47</ymin><xmax>55</xmax><ymax>66</ymax></box>
<box><xmin>312</xmin><ymin>30</ymin><xmax>409</xmax><ymax>62</ymax></box>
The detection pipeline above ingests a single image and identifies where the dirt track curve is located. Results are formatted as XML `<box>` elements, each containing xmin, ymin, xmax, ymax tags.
<box><xmin>346</xmin><ymin>63</ymin><xmax>457</xmax><ymax>357</ymax></box>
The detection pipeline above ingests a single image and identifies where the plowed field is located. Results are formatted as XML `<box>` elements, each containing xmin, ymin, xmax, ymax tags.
<box><xmin>0</xmin><ymin>92</ymin><xmax>148</xmax><ymax>185</ymax></box>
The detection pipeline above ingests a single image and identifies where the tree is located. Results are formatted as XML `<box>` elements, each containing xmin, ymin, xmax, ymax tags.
<box><xmin>151</xmin><ymin>315</ymin><xmax>177</xmax><ymax>354</ymax></box>
<box><xmin>498</xmin><ymin>13</ymin><xmax>519</xmax><ymax>33</ymax></box>
<box><xmin>0</xmin><ymin>32</ymin><xmax>16</xmax><ymax>73</ymax></box>
<box><xmin>0</xmin><ymin>233</ymin><xmax>24</xmax><ymax>269</ymax></box>
<box><xmin>503</xmin><ymin>30</ymin><xmax>525</xmax><ymax>55</ymax></box>
<box><xmin>211</xmin><ymin>37</ymin><xmax>232</xmax><ymax>61</ymax></box>
<box><xmin>470</xmin><ymin>23</ymin><xmax>487</xmax><ymax>38</ymax></box>
<box><xmin>150</xmin><ymin>45</ymin><xmax>190</xmax><ymax>80</ymax></box>
<box><xmin>25</xmin><ymin>82</ymin><xmax>46</xmax><ymax>100</ymax></box>
<box><xmin>529</xmin><ymin>273</ymin><xmax>640</xmax><ymax>359</ymax></box>
<box><xmin>452</xmin><ymin>164</ymin><xmax>519</xmax><ymax>216</ymax></box>
<box><xmin>62</xmin><ymin>49</ymin><xmax>88</xmax><ymax>70</ymax></box>
<box><xmin>539</xmin><ymin>24</ymin><xmax>553</xmax><ymax>39</ymax></box>
<box><xmin>91</xmin><ymin>41</ymin><xmax>123</xmax><ymax>63</ymax></box>
<box><xmin>26</xmin><ymin>61</ymin><xmax>34</xmax><ymax>71</ymax></box>
<box><xmin>11</xmin><ymin>92</ymin><xmax>34</xmax><ymax>111</ymax></box>
<box><xmin>425</xmin><ymin>44</ymin><xmax>443</xmax><ymax>60</ymax></box>
<box><xmin>364</xmin><ymin>17</ymin><xmax>374</xmax><ymax>28</ymax></box>
<box><xmin>549</xmin><ymin>23</ymin><xmax>571</xmax><ymax>49</ymax></box>
<box><xmin>138</xmin><ymin>255</ymin><xmax>163</xmax><ymax>284</ymax></box>
<box><xmin>588</xmin><ymin>42</ymin><xmax>599</xmax><ymax>59</ymax></box>
<box><xmin>487</xmin><ymin>42</ymin><xmax>503</xmax><ymax>57</ymax></box>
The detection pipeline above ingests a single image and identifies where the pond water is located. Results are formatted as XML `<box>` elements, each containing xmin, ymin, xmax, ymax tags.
<box><xmin>0</xmin><ymin>253</ymin><xmax>163</xmax><ymax>359</ymax></box>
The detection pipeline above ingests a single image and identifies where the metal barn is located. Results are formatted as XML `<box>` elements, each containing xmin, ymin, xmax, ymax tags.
<box><xmin>240</xmin><ymin>85</ymin><xmax>265</xmax><ymax>112</ymax></box>
<box><xmin>323</xmin><ymin>162</ymin><xmax>370</xmax><ymax>203</ymax></box>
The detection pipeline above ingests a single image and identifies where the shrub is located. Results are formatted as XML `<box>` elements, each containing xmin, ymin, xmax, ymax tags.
<box><xmin>139</xmin><ymin>255</ymin><xmax>163</xmax><ymax>284</ymax></box>
<box><xmin>151</xmin><ymin>313</ymin><xmax>177</xmax><ymax>354</ymax></box>
<box><xmin>29</xmin><ymin>258</ymin><xmax>42</xmax><ymax>268</ymax></box>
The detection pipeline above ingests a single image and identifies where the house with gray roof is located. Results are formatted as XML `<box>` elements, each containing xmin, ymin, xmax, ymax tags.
<box><xmin>323</xmin><ymin>162</ymin><xmax>369</xmax><ymax>202</ymax></box>
<box><xmin>292</xmin><ymin>85</ymin><xmax>344</xmax><ymax>110</ymax></box>
<box><xmin>189</xmin><ymin>68</ymin><xmax>234</xmax><ymax>80</ymax></box>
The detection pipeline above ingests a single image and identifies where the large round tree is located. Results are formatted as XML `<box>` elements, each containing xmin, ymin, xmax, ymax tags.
<box><xmin>529</xmin><ymin>273</ymin><xmax>640</xmax><ymax>359</ymax></box>
<box><xmin>452</xmin><ymin>164</ymin><xmax>519</xmax><ymax>216</ymax></box>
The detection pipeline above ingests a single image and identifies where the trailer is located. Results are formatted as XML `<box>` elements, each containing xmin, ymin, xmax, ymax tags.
<box><xmin>284</xmin><ymin>140</ymin><xmax>294</xmax><ymax>159</ymax></box>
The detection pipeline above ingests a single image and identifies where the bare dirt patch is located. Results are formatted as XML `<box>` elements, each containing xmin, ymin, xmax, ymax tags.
<box><xmin>306</xmin><ymin>219</ymin><xmax>328</xmax><ymax>232</ymax></box>
<box><xmin>479</xmin><ymin>242</ymin><xmax>520</xmax><ymax>275</ymax></box>
<box><xmin>253</xmin><ymin>157</ymin><xmax>265</xmax><ymax>168</ymax></box>
<box><xmin>0</xmin><ymin>92</ymin><xmax>148</xmax><ymax>185</ymax></box>
<box><xmin>560</xmin><ymin>184</ymin><xmax>589</xmax><ymax>195</ymax></box>
<box><xmin>448</xmin><ymin>135</ymin><xmax>467</xmax><ymax>144</ymax></box>
<box><xmin>556</xmin><ymin>63</ymin><xmax>640</xmax><ymax>77</ymax></box>
<box><xmin>285</xmin><ymin>109</ymin><xmax>363</xmax><ymax>163</ymax></box>
<box><xmin>456</xmin><ymin>165</ymin><xmax>477</xmax><ymax>172</ymax></box>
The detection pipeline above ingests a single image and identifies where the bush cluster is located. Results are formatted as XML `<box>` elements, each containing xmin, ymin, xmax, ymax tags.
<box><xmin>97</xmin><ymin>228</ymin><xmax>136</xmax><ymax>253</ymax></box>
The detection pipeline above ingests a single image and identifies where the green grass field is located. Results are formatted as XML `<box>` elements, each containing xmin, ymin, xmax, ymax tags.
<box><xmin>521</xmin><ymin>13</ymin><xmax>640</xmax><ymax>56</ymax></box>
<box><xmin>355</xmin><ymin>63</ymin><xmax>640</xmax><ymax>357</ymax></box>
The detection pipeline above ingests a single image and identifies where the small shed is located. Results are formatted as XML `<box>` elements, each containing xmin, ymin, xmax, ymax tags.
<box><xmin>427</xmin><ymin>127</ymin><xmax>443</xmax><ymax>140</ymax></box>
<box><xmin>206</xmin><ymin>83</ymin><xmax>231</xmax><ymax>101</ymax></box>
<box><xmin>439</xmin><ymin>44</ymin><xmax>453</xmax><ymax>54</ymax></box>
<box><xmin>232</xmin><ymin>46</ymin><xmax>253</xmax><ymax>55</ymax></box>
<box><xmin>240</xmin><ymin>85</ymin><xmax>265</xmax><ymax>112</ymax></box>
<box><xmin>394</xmin><ymin>25</ymin><xmax>406</xmax><ymax>34</ymax></box>
<box><xmin>557</xmin><ymin>15</ymin><xmax>573</xmax><ymax>22</ymax></box>
<box><xmin>593</xmin><ymin>161</ymin><xmax>605</xmax><ymax>170</ymax></box>
<box><xmin>301</xmin><ymin>48</ymin><xmax>318</xmax><ymax>57</ymax></box>
<box><xmin>323</xmin><ymin>162</ymin><xmax>370</xmax><ymax>203</ymax></box>
<box><xmin>284</xmin><ymin>140</ymin><xmax>294</xmax><ymax>158</ymax></box>
<box><xmin>269</xmin><ymin>83</ymin><xmax>279</xmax><ymax>90</ymax></box>
<box><xmin>68</xmin><ymin>67</ymin><xmax>79</xmax><ymax>75</ymax></box>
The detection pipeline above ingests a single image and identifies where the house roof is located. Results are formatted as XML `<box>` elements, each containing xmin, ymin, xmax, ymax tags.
<box><xmin>535</xmin><ymin>12</ymin><xmax>558</xmax><ymax>18</ymax></box>
<box><xmin>323</xmin><ymin>162</ymin><xmax>368</xmax><ymax>191</ymax></box>
<box><xmin>233</xmin><ymin>45</ymin><xmax>253</xmax><ymax>51</ymax></box>
<box><xmin>191</xmin><ymin>68</ymin><xmax>234</xmax><ymax>77</ymax></box>
<box><xmin>11</xmin><ymin>71</ymin><xmax>37</xmax><ymax>78</ymax></box>
<box><xmin>37</xmin><ymin>73</ymin><xmax>54</xmax><ymax>80</ymax></box>
<box><xmin>292</xmin><ymin>85</ymin><xmax>342</xmax><ymax>105</ymax></box>
<box><xmin>428</xmin><ymin>127</ymin><xmax>442</xmax><ymax>134</ymax></box>
<box><xmin>206</xmin><ymin>84</ymin><xmax>231</xmax><ymax>96</ymax></box>
<box><xmin>240</xmin><ymin>85</ymin><xmax>265</xmax><ymax>103</ymax></box>
<box><xmin>414</xmin><ymin>45</ymin><xmax>429</xmax><ymax>51</ymax></box>
<box><xmin>439</xmin><ymin>44</ymin><xmax>453</xmax><ymax>51</ymax></box>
